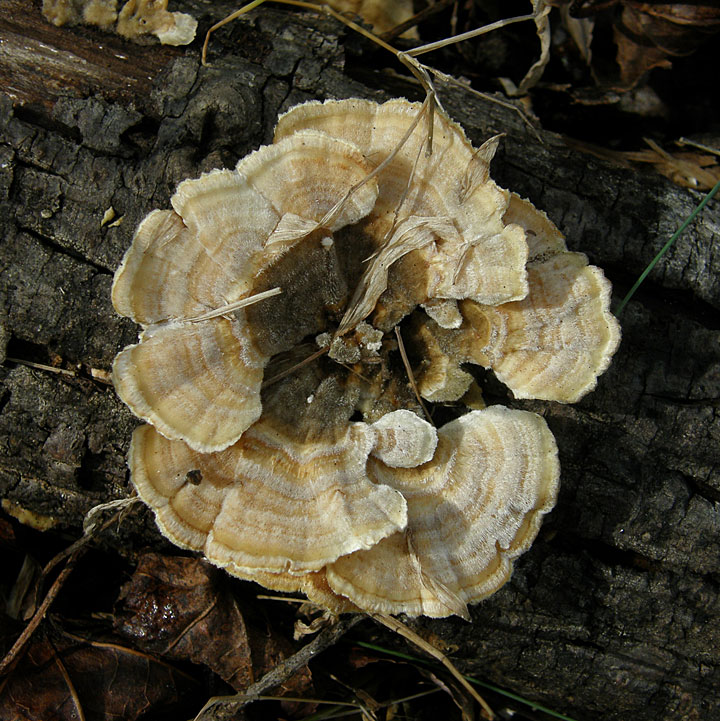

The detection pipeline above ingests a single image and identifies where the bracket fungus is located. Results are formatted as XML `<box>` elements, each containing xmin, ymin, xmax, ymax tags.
<box><xmin>43</xmin><ymin>0</ymin><xmax>198</xmax><ymax>46</ymax></box>
<box><xmin>112</xmin><ymin>98</ymin><xmax>620</xmax><ymax>618</ymax></box>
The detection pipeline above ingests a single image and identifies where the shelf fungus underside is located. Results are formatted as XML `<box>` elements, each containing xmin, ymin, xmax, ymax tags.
<box><xmin>112</xmin><ymin>99</ymin><xmax>620</xmax><ymax>618</ymax></box>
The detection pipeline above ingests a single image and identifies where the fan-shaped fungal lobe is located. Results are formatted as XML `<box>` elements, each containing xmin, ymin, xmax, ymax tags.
<box><xmin>43</xmin><ymin>0</ymin><xmax>198</xmax><ymax>45</ymax></box>
<box><xmin>112</xmin><ymin>132</ymin><xmax>378</xmax><ymax>452</ymax></box>
<box><xmin>370</xmin><ymin>410</ymin><xmax>437</xmax><ymax>468</ymax></box>
<box><xmin>275</xmin><ymin>100</ymin><xmax>530</xmax><ymax>317</ymax></box>
<box><xmin>410</xmin><ymin>195</ymin><xmax>621</xmax><ymax>404</ymax></box>
<box><xmin>112</xmin><ymin>98</ymin><xmax>620</xmax><ymax>618</ymax></box>
<box><xmin>129</xmin><ymin>412</ymin><xmax>408</xmax><ymax>575</ymax></box>
<box><xmin>113</xmin><ymin>317</ymin><xmax>265</xmax><ymax>453</ymax></box>
<box><xmin>326</xmin><ymin>406</ymin><xmax>559</xmax><ymax>618</ymax></box>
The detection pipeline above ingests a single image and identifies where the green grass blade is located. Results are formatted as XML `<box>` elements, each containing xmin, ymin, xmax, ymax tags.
<box><xmin>353</xmin><ymin>640</ymin><xmax>580</xmax><ymax>721</ymax></box>
<box><xmin>615</xmin><ymin>178</ymin><xmax>720</xmax><ymax>317</ymax></box>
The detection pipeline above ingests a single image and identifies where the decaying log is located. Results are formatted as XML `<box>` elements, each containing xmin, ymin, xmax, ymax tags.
<box><xmin>0</xmin><ymin>3</ymin><xmax>718</xmax><ymax>720</ymax></box>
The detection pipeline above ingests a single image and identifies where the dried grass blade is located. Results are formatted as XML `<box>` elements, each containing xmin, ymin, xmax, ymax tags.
<box><xmin>372</xmin><ymin>614</ymin><xmax>495</xmax><ymax>720</ymax></box>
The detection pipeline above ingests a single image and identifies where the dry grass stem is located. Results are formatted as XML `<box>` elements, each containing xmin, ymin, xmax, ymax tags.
<box><xmin>203</xmin><ymin>0</ymin><xmax>400</xmax><ymax>66</ymax></box>
<box><xmin>201</xmin><ymin>0</ymin><xmax>539</xmax><ymax>136</ymax></box>
<box><xmin>255</xmin><ymin>594</ymin><xmax>313</xmax><ymax>603</ymax></box>
<box><xmin>184</xmin><ymin>287</ymin><xmax>282</xmax><ymax>323</ymax></box>
<box><xmin>261</xmin><ymin>346</ymin><xmax>329</xmax><ymax>388</ymax></box>
<box><xmin>5</xmin><ymin>357</ymin><xmax>76</xmax><ymax>377</ymax></box>
<box><xmin>53</xmin><ymin>650</ymin><xmax>86</xmax><ymax>721</ymax></box>
<box><xmin>373</xmin><ymin>613</ymin><xmax>495</xmax><ymax>719</ymax></box>
<box><xmin>0</xmin><ymin>552</ymin><xmax>80</xmax><ymax>676</ymax></box>
<box><xmin>677</xmin><ymin>137</ymin><xmax>720</xmax><ymax>156</ymax></box>
<box><xmin>320</xmin><ymin>93</ymin><xmax>433</xmax><ymax>237</ymax></box>
<box><xmin>406</xmin><ymin>11</ymin><xmax>536</xmax><ymax>57</ymax></box>
<box><xmin>379</xmin><ymin>0</ymin><xmax>456</xmax><ymax>41</ymax></box>
<box><xmin>394</xmin><ymin>326</ymin><xmax>434</xmax><ymax>426</ymax></box>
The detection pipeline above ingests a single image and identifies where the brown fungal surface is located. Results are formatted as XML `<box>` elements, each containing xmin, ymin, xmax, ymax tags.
<box><xmin>112</xmin><ymin>98</ymin><xmax>620</xmax><ymax>618</ymax></box>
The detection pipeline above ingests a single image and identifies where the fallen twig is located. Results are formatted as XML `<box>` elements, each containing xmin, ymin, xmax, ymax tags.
<box><xmin>193</xmin><ymin>614</ymin><xmax>364</xmax><ymax>720</ymax></box>
<box><xmin>0</xmin><ymin>549</ymin><xmax>80</xmax><ymax>676</ymax></box>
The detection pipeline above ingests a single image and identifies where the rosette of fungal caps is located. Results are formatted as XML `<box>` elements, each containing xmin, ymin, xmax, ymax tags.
<box><xmin>112</xmin><ymin>99</ymin><xmax>620</xmax><ymax>619</ymax></box>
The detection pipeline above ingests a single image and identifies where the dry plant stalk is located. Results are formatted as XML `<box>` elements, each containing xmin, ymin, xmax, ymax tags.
<box><xmin>201</xmin><ymin>0</ymin><xmax>550</xmax><ymax>137</ymax></box>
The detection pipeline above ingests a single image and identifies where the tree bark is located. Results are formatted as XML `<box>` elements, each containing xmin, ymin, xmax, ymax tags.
<box><xmin>1</xmin><ymin>3</ymin><xmax>718</xmax><ymax>720</ymax></box>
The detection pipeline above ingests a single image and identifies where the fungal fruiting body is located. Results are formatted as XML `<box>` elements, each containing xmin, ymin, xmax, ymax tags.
<box><xmin>42</xmin><ymin>0</ymin><xmax>198</xmax><ymax>45</ymax></box>
<box><xmin>112</xmin><ymin>98</ymin><xmax>620</xmax><ymax>618</ymax></box>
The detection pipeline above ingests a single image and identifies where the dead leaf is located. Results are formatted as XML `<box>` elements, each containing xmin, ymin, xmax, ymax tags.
<box><xmin>517</xmin><ymin>0</ymin><xmax>552</xmax><ymax>94</ymax></box>
<box><xmin>499</xmin><ymin>0</ymin><xmax>553</xmax><ymax>96</ymax></box>
<box><xmin>0</xmin><ymin>629</ymin><xmax>192</xmax><ymax>721</ymax></box>
<box><xmin>114</xmin><ymin>553</ymin><xmax>312</xmax><ymax>696</ymax></box>
<box><xmin>614</xmin><ymin>5</ymin><xmax>673</xmax><ymax>87</ymax></box>
<box><xmin>626</xmin><ymin>2</ymin><xmax>720</xmax><ymax>54</ymax></box>
<box><xmin>632</xmin><ymin>138</ymin><xmax>720</xmax><ymax>189</ymax></box>
<box><xmin>549</xmin><ymin>1</ymin><xmax>720</xmax><ymax>88</ymax></box>
<box><xmin>615</xmin><ymin>3</ymin><xmax>720</xmax><ymax>87</ymax></box>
